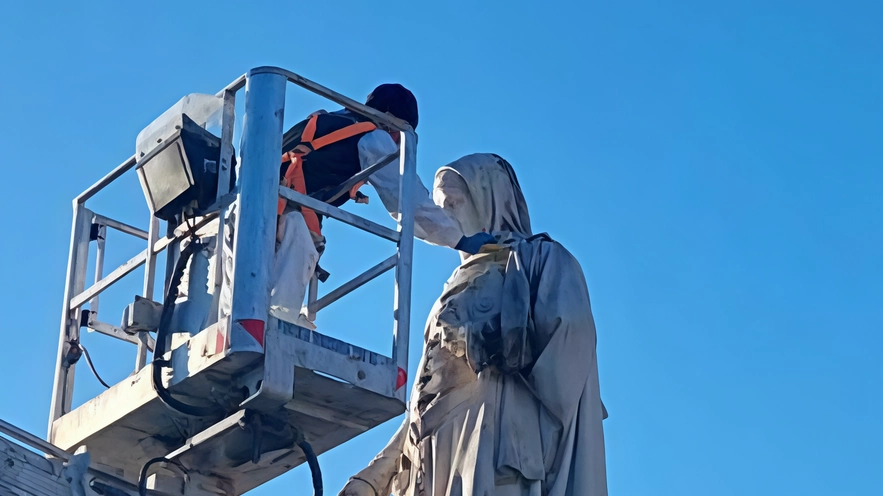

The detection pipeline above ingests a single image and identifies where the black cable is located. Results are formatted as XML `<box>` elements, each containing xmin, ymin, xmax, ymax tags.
<box><xmin>137</xmin><ymin>457</ymin><xmax>186</xmax><ymax>496</ymax></box>
<box><xmin>79</xmin><ymin>343</ymin><xmax>111</xmax><ymax>389</ymax></box>
<box><xmin>138</xmin><ymin>234</ymin><xmax>212</xmax><ymax>495</ymax></box>
<box><xmin>151</xmin><ymin>239</ymin><xmax>222</xmax><ymax>417</ymax></box>
<box><xmin>89</xmin><ymin>477</ymin><xmax>130</xmax><ymax>496</ymax></box>
<box><xmin>297</xmin><ymin>440</ymin><xmax>323</xmax><ymax>496</ymax></box>
<box><xmin>138</xmin><ymin>457</ymin><xmax>168</xmax><ymax>496</ymax></box>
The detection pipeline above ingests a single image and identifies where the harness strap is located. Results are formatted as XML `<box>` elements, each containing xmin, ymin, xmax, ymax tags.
<box><xmin>301</xmin><ymin>114</ymin><xmax>319</xmax><ymax>143</ymax></box>
<box><xmin>278</xmin><ymin>115</ymin><xmax>380</xmax><ymax>232</ymax></box>
<box><xmin>278</xmin><ymin>154</ymin><xmax>323</xmax><ymax>236</ymax></box>
<box><xmin>349</xmin><ymin>181</ymin><xmax>367</xmax><ymax>200</ymax></box>
<box><xmin>308</xmin><ymin>121</ymin><xmax>377</xmax><ymax>150</ymax></box>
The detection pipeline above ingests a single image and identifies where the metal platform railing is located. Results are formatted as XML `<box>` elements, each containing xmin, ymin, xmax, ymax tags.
<box><xmin>1</xmin><ymin>417</ymin><xmax>173</xmax><ymax>495</ymax></box>
<box><xmin>48</xmin><ymin>67</ymin><xmax>417</xmax><ymax>439</ymax></box>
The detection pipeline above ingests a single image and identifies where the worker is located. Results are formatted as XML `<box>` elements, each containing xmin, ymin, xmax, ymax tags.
<box><xmin>270</xmin><ymin>84</ymin><xmax>496</xmax><ymax>327</ymax></box>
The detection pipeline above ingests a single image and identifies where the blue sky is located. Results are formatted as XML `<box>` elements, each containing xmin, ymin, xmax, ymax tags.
<box><xmin>1</xmin><ymin>1</ymin><xmax>881</xmax><ymax>495</ymax></box>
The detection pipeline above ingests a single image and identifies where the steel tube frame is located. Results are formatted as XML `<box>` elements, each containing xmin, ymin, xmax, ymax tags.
<box><xmin>69</xmin><ymin>248</ymin><xmax>148</xmax><ymax>310</ymax></box>
<box><xmin>2</xmin><ymin>419</ymin><xmax>172</xmax><ymax>496</ymax></box>
<box><xmin>252</xmin><ymin>67</ymin><xmax>412</xmax><ymax>132</ymax></box>
<box><xmin>68</xmin><ymin>214</ymin><xmax>222</xmax><ymax>312</ymax></box>
<box><xmin>48</xmin><ymin>76</ymin><xmax>249</xmax><ymax>439</ymax></box>
<box><xmin>153</xmin><ymin>213</ymin><xmax>219</xmax><ymax>253</ymax></box>
<box><xmin>279</xmin><ymin>186</ymin><xmax>401</xmax><ymax>242</ymax></box>
<box><xmin>48</xmin><ymin>203</ymin><xmax>92</xmax><ymax>437</ymax></box>
<box><xmin>310</xmin><ymin>254</ymin><xmax>398</xmax><ymax>313</ymax></box>
<box><xmin>307</xmin><ymin>275</ymin><xmax>319</xmax><ymax>321</ymax></box>
<box><xmin>87</xmin><ymin>319</ymin><xmax>156</xmax><ymax>350</ymax></box>
<box><xmin>228</xmin><ymin>70</ymin><xmax>286</xmax><ymax>326</ymax></box>
<box><xmin>393</xmin><ymin>131</ymin><xmax>416</xmax><ymax>388</ymax></box>
<box><xmin>74</xmin><ymin>157</ymin><xmax>137</xmax><ymax>205</ymax></box>
<box><xmin>89</xmin><ymin>224</ymin><xmax>106</xmax><ymax>318</ymax></box>
<box><xmin>137</xmin><ymin>216</ymin><xmax>160</xmax><ymax>371</ymax></box>
<box><xmin>211</xmin><ymin>89</ymin><xmax>237</xmax><ymax>328</ymax></box>
<box><xmin>92</xmin><ymin>213</ymin><xmax>149</xmax><ymax>240</ymax></box>
<box><xmin>319</xmin><ymin>150</ymin><xmax>399</xmax><ymax>205</ymax></box>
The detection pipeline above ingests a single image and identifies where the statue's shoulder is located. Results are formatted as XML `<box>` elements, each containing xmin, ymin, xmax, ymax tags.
<box><xmin>510</xmin><ymin>232</ymin><xmax>553</xmax><ymax>251</ymax></box>
<box><xmin>514</xmin><ymin>232</ymin><xmax>566</xmax><ymax>256</ymax></box>
<box><xmin>512</xmin><ymin>233</ymin><xmax>583</xmax><ymax>275</ymax></box>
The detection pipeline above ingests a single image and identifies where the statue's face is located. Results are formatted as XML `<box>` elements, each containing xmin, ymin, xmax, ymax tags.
<box><xmin>433</xmin><ymin>170</ymin><xmax>484</xmax><ymax>236</ymax></box>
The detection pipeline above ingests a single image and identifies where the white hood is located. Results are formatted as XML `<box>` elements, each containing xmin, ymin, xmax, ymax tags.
<box><xmin>435</xmin><ymin>153</ymin><xmax>533</xmax><ymax>240</ymax></box>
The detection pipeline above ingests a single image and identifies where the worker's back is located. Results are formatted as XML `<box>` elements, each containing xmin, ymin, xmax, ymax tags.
<box><xmin>281</xmin><ymin>110</ymin><xmax>378</xmax><ymax>207</ymax></box>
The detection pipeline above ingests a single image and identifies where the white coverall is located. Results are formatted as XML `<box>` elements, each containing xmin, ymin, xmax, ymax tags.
<box><xmin>174</xmin><ymin>128</ymin><xmax>464</xmax><ymax>331</ymax></box>
<box><xmin>270</xmin><ymin>129</ymin><xmax>463</xmax><ymax>323</ymax></box>
<box><xmin>261</xmin><ymin>128</ymin><xmax>465</xmax><ymax>326</ymax></box>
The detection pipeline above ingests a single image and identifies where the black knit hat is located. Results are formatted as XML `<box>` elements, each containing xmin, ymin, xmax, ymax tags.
<box><xmin>366</xmin><ymin>83</ymin><xmax>419</xmax><ymax>130</ymax></box>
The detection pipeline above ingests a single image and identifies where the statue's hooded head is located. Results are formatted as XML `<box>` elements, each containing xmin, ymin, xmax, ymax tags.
<box><xmin>433</xmin><ymin>153</ymin><xmax>532</xmax><ymax>244</ymax></box>
<box><xmin>432</xmin><ymin>154</ymin><xmax>535</xmax><ymax>370</ymax></box>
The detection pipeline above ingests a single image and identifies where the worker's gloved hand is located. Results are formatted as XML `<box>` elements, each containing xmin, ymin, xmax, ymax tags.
<box><xmin>455</xmin><ymin>232</ymin><xmax>496</xmax><ymax>254</ymax></box>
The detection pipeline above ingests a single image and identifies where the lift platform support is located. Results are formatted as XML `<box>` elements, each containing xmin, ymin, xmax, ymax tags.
<box><xmin>5</xmin><ymin>67</ymin><xmax>420</xmax><ymax>495</ymax></box>
<box><xmin>1</xmin><ymin>418</ymin><xmax>167</xmax><ymax>496</ymax></box>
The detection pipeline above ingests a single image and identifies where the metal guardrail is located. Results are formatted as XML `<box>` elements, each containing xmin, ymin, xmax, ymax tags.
<box><xmin>48</xmin><ymin>67</ymin><xmax>417</xmax><ymax>437</ymax></box>
<box><xmin>0</xmin><ymin>418</ymin><xmax>172</xmax><ymax>496</ymax></box>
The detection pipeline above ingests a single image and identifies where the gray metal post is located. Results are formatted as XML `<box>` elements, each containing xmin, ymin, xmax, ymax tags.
<box><xmin>143</xmin><ymin>217</ymin><xmax>160</xmax><ymax>300</ymax></box>
<box><xmin>135</xmin><ymin>216</ymin><xmax>160</xmax><ymax>371</ymax></box>
<box><xmin>217</xmin><ymin>90</ymin><xmax>236</xmax><ymax>201</ymax></box>
<box><xmin>228</xmin><ymin>70</ymin><xmax>285</xmax><ymax>341</ymax></box>
<box><xmin>89</xmin><ymin>223</ymin><xmax>106</xmax><ymax>318</ymax></box>
<box><xmin>48</xmin><ymin>203</ymin><xmax>92</xmax><ymax>439</ymax></box>
<box><xmin>210</xmin><ymin>90</ymin><xmax>236</xmax><ymax>327</ymax></box>
<box><xmin>392</xmin><ymin>130</ymin><xmax>417</xmax><ymax>396</ymax></box>
<box><xmin>163</xmin><ymin>220</ymin><xmax>180</xmax><ymax>299</ymax></box>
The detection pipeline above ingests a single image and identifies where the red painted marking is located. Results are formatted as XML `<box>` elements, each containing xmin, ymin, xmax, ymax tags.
<box><xmin>239</xmin><ymin>319</ymin><xmax>265</xmax><ymax>347</ymax></box>
<box><xmin>396</xmin><ymin>367</ymin><xmax>407</xmax><ymax>390</ymax></box>
<box><xmin>215</xmin><ymin>329</ymin><xmax>226</xmax><ymax>354</ymax></box>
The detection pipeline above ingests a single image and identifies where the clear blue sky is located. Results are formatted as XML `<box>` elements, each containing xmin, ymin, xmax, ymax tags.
<box><xmin>1</xmin><ymin>1</ymin><xmax>881</xmax><ymax>495</ymax></box>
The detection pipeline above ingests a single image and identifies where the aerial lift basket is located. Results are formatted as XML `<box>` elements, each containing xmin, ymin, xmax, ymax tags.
<box><xmin>45</xmin><ymin>67</ymin><xmax>418</xmax><ymax>495</ymax></box>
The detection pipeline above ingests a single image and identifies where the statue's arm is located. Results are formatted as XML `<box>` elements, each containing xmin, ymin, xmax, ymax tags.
<box><xmin>342</xmin><ymin>302</ymin><xmax>447</xmax><ymax>495</ymax></box>
<box><xmin>340</xmin><ymin>412</ymin><xmax>409</xmax><ymax>496</ymax></box>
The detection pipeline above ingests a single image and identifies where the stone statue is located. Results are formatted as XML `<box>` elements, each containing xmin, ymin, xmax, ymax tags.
<box><xmin>339</xmin><ymin>153</ymin><xmax>608</xmax><ymax>496</ymax></box>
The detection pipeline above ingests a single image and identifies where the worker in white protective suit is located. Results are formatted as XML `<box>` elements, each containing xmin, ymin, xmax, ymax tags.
<box><xmin>269</xmin><ymin>84</ymin><xmax>495</xmax><ymax>328</ymax></box>
<box><xmin>338</xmin><ymin>153</ymin><xmax>608</xmax><ymax>496</ymax></box>
<box><xmin>174</xmin><ymin>86</ymin><xmax>495</xmax><ymax>332</ymax></box>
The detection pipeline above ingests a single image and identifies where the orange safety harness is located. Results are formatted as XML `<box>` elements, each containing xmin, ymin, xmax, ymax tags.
<box><xmin>278</xmin><ymin>113</ymin><xmax>377</xmax><ymax>236</ymax></box>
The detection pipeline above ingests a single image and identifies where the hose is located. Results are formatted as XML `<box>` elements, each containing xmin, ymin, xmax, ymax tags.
<box><xmin>137</xmin><ymin>457</ymin><xmax>167</xmax><ymax>496</ymax></box>
<box><xmin>137</xmin><ymin>237</ymin><xmax>215</xmax><ymax>494</ymax></box>
<box><xmin>297</xmin><ymin>440</ymin><xmax>323</xmax><ymax>496</ymax></box>
<box><xmin>151</xmin><ymin>239</ymin><xmax>222</xmax><ymax>417</ymax></box>
<box><xmin>89</xmin><ymin>477</ymin><xmax>130</xmax><ymax>496</ymax></box>
<box><xmin>137</xmin><ymin>457</ymin><xmax>186</xmax><ymax>496</ymax></box>
<box><xmin>80</xmin><ymin>343</ymin><xmax>111</xmax><ymax>389</ymax></box>
<box><xmin>147</xmin><ymin>223</ymin><xmax>321</xmax><ymax>496</ymax></box>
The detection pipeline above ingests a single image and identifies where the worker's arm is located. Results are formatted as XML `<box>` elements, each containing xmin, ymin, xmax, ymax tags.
<box><xmin>358</xmin><ymin>130</ymin><xmax>465</xmax><ymax>248</ymax></box>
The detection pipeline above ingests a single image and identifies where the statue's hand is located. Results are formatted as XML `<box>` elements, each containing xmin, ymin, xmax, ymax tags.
<box><xmin>338</xmin><ymin>478</ymin><xmax>376</xmax><ymax>496</ymax></box>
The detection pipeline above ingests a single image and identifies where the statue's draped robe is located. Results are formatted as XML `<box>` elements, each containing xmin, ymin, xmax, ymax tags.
<box><xmin>352</xmin><ymin>154</ymin><xmax>607</xmax><ymax>496</ymax></box>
